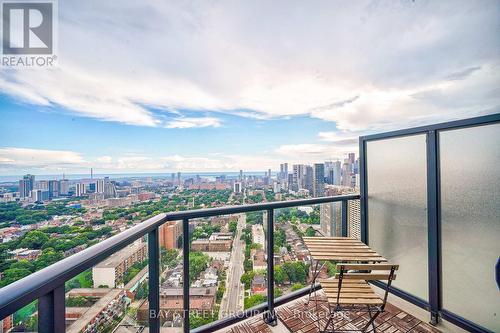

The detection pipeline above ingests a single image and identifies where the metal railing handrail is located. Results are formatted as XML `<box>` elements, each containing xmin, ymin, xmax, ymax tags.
<box><xmin>0</xmin><ymin>193</ymin><xmax>360</xmax><ymax>331</ymax></box>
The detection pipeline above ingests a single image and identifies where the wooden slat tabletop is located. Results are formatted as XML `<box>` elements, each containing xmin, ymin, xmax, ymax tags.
<box><xmin>303</xmin><ymin>236</ymin><xmax>387</xmax><ymax>262</ymax></box>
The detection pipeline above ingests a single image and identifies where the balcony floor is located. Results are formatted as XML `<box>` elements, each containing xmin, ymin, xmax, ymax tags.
<box><xmin>220</xmin><ymin>292</ymin><xmax>441</xmax><ymax>333</ymax></box>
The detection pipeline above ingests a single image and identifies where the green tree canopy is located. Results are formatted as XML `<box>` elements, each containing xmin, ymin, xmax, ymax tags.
<box><xmin>19</xmin><ymin>231</ymin><xmax>49</xmax><ymax>249</ymax></box>
<box><xmin>244</xmin><ymin>294</ymin><xmax>266</xmax><ymax>309</ymax></box>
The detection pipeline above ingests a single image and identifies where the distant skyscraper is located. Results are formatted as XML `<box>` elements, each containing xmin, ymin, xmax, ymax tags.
<box><xmin>313</xmin><ymin>163</ymin><xmax>325</xmax><ymax>197</ymax></box>
<box><xmin>96</xmin><ymin>179</ymin><xmax>105</xmax><ymax>193</ymax></box>
<box><xmin>59</xmin><ymin>179</ymin><xmax>69</xmax><ymax>196</ymax></box>
<box><xmin>48</xmin><ymin>180</ymin><xmax>59</xmax><ymax>199</ymax></box>
<box><xmin>177</xmin><ymin>172</ymin><xmax>181</xmax><ymax>186</ymax></box>
<box><xmin>19</xmin><ymin>174</ymin><xmax>35</xmax><ymax>198</ymax></box>
<box><xmin>268</xmin><ymin>168</ymin><xmax>271</xmax><ymax>178</ymax></box>
<box><xmin>350</xmin><ymin>173</ymin><xmax>357</xmax><ymax>188</ymax></box>
<box><xmin>348</xmin><ymin>153</ymin><xmax>355</xmax><ymax>165</ymax></box>
<box><xmin>334</xmin><ymin>161</ymin><xmax>342</xmax><ymax>185</ymax></box>
<box><xmin>341</xmin><ymin>162</ymin><xmax>351</xmax><ymax>187</ymax></box>
<box><xmin>87</xmin><ymin>182</ymin><xmax>96</xmax><ymax>193</ymax></box>
<box><xmin>76</xmin><ymin>183</ymin><xmax>86</xmax><ymax>197</ymax></box>
<box><xmin>36</xmin><ymin>180</ymin><xmax>48</xmax><ymax>190</ymax></box>
<box><xmin>327</xmin><ymin>168</ymin><xmax>335</xmax><ymax>185</ymax></box>
<box><xmin>292</xmin><ymin>164</ymin><xmax>304</xmax><ymax>191</ymax></box>
<box><xmin>287</xmin><ymin>173</ymin><xmax>293</xmax><ymax>191</ymax></box>
<box><xmin>273</xmin><ymin>181</ymin><xmax>281</xmax><ymax>193</ymax></box>
<box><xmin>233</xmin><ymin>182</ymin><xmax>242</xmax><ymax>193</ymax></box>
<box><xmin>31</xmin><ymin>189</ymin><xmax>49</xmax><ymax>202</ymax></box>
<box><xmin>324</xmin><ymin>161</ymin><xmax>333</xmax><ymax>184</ymax></box>
<box><xmin>304</xmin><ymin>166</ymin><xmax>313</xmax><ymax>194</ymax></box>
<box><xmin>239</xmin><ymin>169</ymin><xmax>243</xmax><ymax>181</ymax></box>
<box><xmin>104</xmin><ymin>177</ymin><xmax>117</xmax><ymax>198</ymax></box>
<box><xmin>353</xmin><ymin>158</ymin><xmax>359</xmax><ymax>174</ymax></box>
<box><xmin>171</xmin><ymin>173</ymin><xmax>175</xmax><ymax>184</ymax></box>
<box><xmin>279</xmin><ymin>163</ymin><xmax>289</xmax><ymax>181</ymax></box>
<box><xmin>320</xmin><ymin>203</ymin><xmax>341</xmax><ymax>236</ymax></box>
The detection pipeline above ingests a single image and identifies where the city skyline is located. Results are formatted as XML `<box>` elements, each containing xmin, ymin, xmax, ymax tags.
<box><xmin>0</xmin><ymin>157</ymin><xmax>354</xmax><ymax>178</ymax></box>
<box><xmin>1</xmin><ymin>1</ymin><xmax>499</xmax><ymax>175</ymax></box>
<box><xmin>3</xmin><ymin>156</ymin><xmax>359</xmax><ymax>204</ymax></box>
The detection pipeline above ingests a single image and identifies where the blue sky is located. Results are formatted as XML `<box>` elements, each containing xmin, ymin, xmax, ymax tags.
<box><xmin>0</xmin><ymin>1</ymin><xmax>499</xmax><ymax>175</ymax></box>
<box><xmin>0</xmin><ymin>93</ymin><xmax>349</xmax><ymax>174</ymax></box>
<box><xmin>1</xmin><ymin>95</ymin><xmax>334</xmax><ymax>156</ymax></box>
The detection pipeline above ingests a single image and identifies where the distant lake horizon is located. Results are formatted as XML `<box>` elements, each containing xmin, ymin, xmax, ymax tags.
<box><xmin>0</xmin><ymin>171</ymin><xmax>271</xmax><ymax>183</ymax></box>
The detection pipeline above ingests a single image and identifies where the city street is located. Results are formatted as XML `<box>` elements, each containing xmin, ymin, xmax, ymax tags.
<box><xmin>219</xmin><ymin>213</ymin><xmax>246</xmax><ymax>318</ymax></box>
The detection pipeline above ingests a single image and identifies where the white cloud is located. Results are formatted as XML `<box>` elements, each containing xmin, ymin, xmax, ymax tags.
<box><xmin>275</xmin><ymin>143</ymin><xmax>354</xmax><ymax>163</ymax></box>
<box><xmin>96</xmin><ymin>156</ymin><xmax>112</xmax><ymax>163</ymax></box>
<box><xmin>161</xmin><ymin>155</ymin><xmax>228</xmax><ymax>170</ymax></box>
<box><xmin>0</xmin><ymin>146</ymin><xmax>358</xmax><ymax>175</ymax></box>
<box><xmin>276</xmin><ymin>144</ymin><xmax>328</xmax><ymax>156</ymax></box>
<box><xmin>0</xmin><ymin>1</ymin><xmax>497</xmax><ymax>131</ymax></box>
<box><xmin>112</xmin><ymin>155</ymin><xmax>164</xmax><ymax>171</ymax></box>
<box><xmin>166</xmin><ymin>117</ymin><xmax>221</xmax><ymax>128</ymax></box>
<box><xmin>317</xmin><ymin>132</ymin><xmax>358</xmax><ymax>145</ymax></box>
<box><xmin>0</xmin><ymin>147</ymin><xmax>87</xmax><ymax>172</ymax></box>
<box><xmin>309</xmin><ymin>64</ymin><xmax>500</xmax><ymax>132</ymax></box>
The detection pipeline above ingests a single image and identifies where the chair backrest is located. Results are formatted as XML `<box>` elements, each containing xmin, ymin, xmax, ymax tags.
<box><xmin>334</xmin><ymin>263</ymin><xmax>399</xmax><ymax>281</ymax></box>
<box><xmin>334</xmin><ymin>263</ymin><xmax>399</xmax><ymax>309</ymax></box>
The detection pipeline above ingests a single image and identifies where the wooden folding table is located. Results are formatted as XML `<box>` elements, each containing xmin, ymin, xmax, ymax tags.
<box><xmin>303</xmin><ymin>236</ymin><xmax>387</xmax><ymax>306</ymax></box>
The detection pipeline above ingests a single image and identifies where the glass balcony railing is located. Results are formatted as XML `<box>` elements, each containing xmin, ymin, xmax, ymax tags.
<box><xmin>358</xmin><ymin>113</ymin><xmax>500</xmax><ymax>333</ymax></box>
<box><xmin>0</xmin><ymin>195</ymin><xmax>360</xmax><ymax>333</ymax></box>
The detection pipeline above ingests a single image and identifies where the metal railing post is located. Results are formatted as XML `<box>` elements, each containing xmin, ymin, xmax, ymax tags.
<box><xmin>426</xmin><ymin>130</ymin><xmax>440</xmax><ymax>325</ymax></box>
<box><xmin>148</xmin><ymin>228</ymin><xmax>160</xmax><ymax>333</ymax></box>
<box><xmin>183</xmin><ymin>218</ymin><xmax>190</xmax><ymax>332</ymax></box>
<box><xmin>341</xmin><ymin>200</ymin><xmax>348</xmax><ymax>237</ymax></box>
<box><xmin>38</xmin><ymin>284</ymin><xmax>65</xmax><ymax>333</ymax></box>
<box><xmin>359</xmin><ymin>137</ymin><xmax>368</xmax><ymax>244</ymax></box>
<box><xmin>263</xmin><ymin>209</ymin><xmax>278</xmax><ymax>326</ymax></box>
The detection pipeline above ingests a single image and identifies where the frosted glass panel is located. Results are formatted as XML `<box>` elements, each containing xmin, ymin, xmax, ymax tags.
<box><xmin>440</xmin><ymin>123</ymin><xmax>500</xmax><ymax>332</ymax></box>
<box><xmin>366</xmin><ymin>134</ymin><xmax>428</xmax><ymax>300</ymax></box>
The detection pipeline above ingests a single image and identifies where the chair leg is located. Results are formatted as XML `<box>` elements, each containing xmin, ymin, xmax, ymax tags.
<box><xmin>322</xmin><ymin>311</ymin><xmax>334</xmax><ymax>333</ymax></box>
<box><xmin>362</xmin><ymin>307</ymin><xmax>380</xmax><ymax>333</ymax></box>
<box><xmin>306</xmin><ymin>260</ymin><xmax>320</xmax><ymax>306</ymax></box>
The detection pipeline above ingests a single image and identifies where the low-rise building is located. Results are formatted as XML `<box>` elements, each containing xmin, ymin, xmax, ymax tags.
<box><xmin>9</xmin><ymin>248</ymin><xmax>41</xmax><ymax>261</ymax></box>
<box><xmin>209</xmin><ymin>232</ymin><xmax>232</xmax><ymax>241</ymax></box>
<box><xmin>210</xmin><ymin>216</ymin><xmax>238</xmax><ymax>232</ymax></box>
<box><xmin>137</xmin><ymin>298</ymin><xmax>214</xmax><ymax>325</ymax></box>
<box><xmin>159</xmin><ymin>220</ymin><xmax>182</xmax><ymax>249</ymax></box>
<box><xmin>191</xmin><ymin>238</ymin><xmax>232</xmax><ymax>252</ymax></box>
<box><xmin>106</xmin><ymin>197</ymin><xmax>132</xmax><ymax>208</ymax></box>
<box><xmin>92</xmin><ymin>241</ymin><xmax>147</xmax><ymax>287</ymax></box>
<box><xmin>138</xmin><ymin>192</ymin><xmax>155</xmax><ymax>201</ymax></box>
<box><xmin>251</xmin><ymin>249</ymin><xmax>267</xmax><ymax>271</ymax></box>
<box><xmin>159</xmin><ymin>286</ymin><xmax>217</xmax><ymax>300</ymax></box>
<box><xmin>251</xmin><ymin>224</ymin><xmax>265</xmax><ymax>249</ymax></box>
<box><xmin>66</xmin><ymin>289</ymin><xmax>126</xmax><ymax>333</ymax></box>
<box><xmin>251</xmin><ymin>275</ymin><xmax>267</xmax><ymax>296</ymax></box>
<box><xmin>202</xmin><ymin>267</ymin><xmax>218</xmax><ymax>287</ymax></box>
<box><xmin>137</xmin><ymin>287</ymin><xmax>216</xmax><ymax>325</ymax></box>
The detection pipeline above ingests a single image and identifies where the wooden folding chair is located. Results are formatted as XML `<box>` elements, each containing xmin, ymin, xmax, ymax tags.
<box><xmin>319</xmin><ymin>263</ymin><xmax>399</xmax><ymax>333</ymax></box>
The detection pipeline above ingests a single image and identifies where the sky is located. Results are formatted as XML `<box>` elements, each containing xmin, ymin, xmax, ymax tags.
<box><xmin>0</xmin><ymin>0</ymin><xmax>499</xmax><ymax>175</ymax></box>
